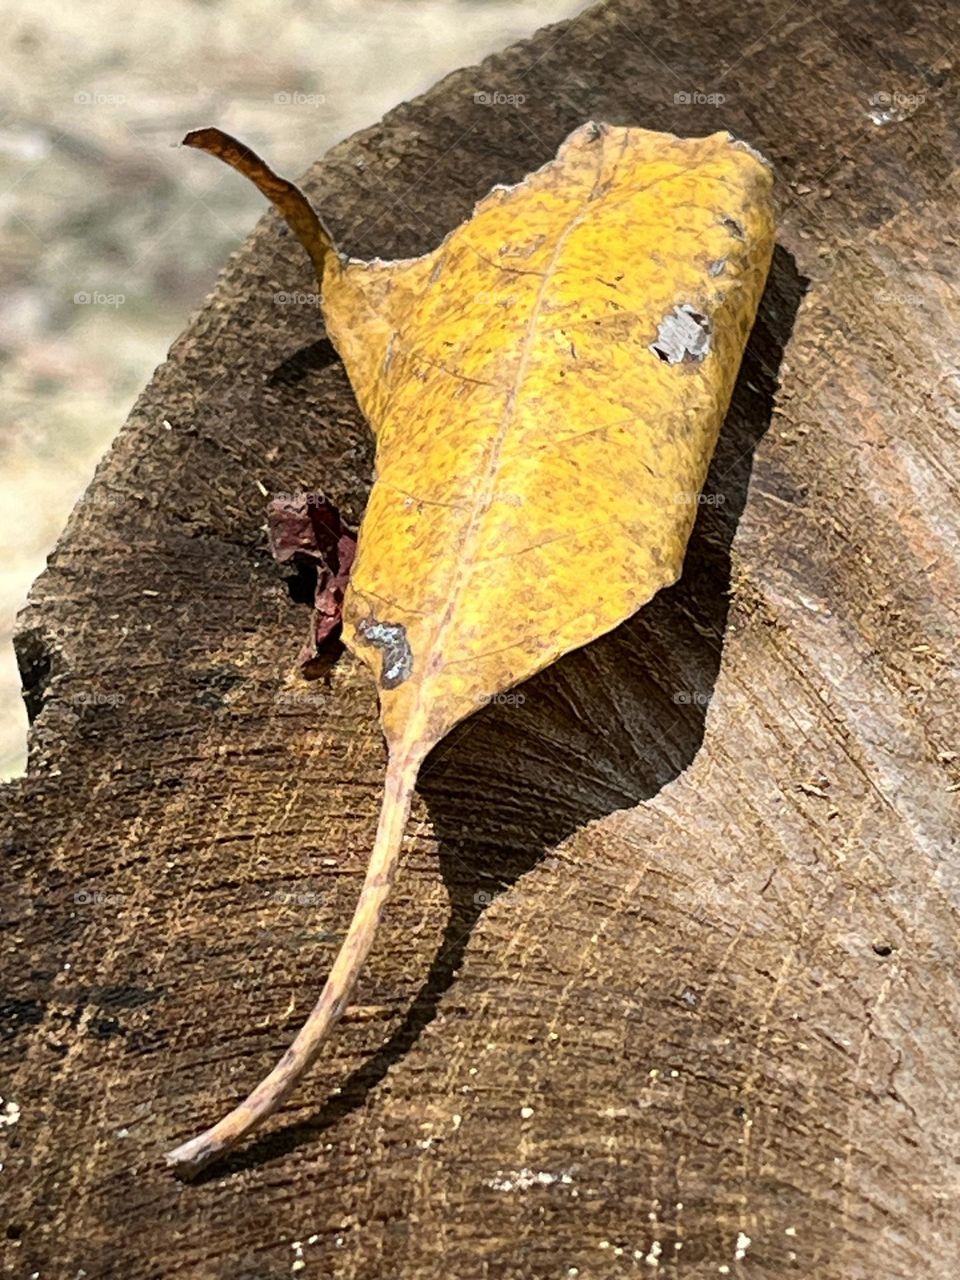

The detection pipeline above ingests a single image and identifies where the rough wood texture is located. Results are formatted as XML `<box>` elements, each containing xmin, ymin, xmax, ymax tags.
<box><xmin>2</xmin><ymin>2</ymin><xmax>957</xmax><ymax>1276</ymax></box>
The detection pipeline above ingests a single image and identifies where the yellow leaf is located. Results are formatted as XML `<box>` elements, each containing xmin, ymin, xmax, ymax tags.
<box><xmin>167</xmin><ymin>122</ymin><xmax>774</xmax><ymax>1175</ymax></box>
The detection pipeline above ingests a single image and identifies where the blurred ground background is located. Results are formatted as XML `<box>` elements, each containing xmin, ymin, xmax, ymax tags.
<box><xmin>0</xmin><ymin>0</ymin><xmax>587</xmax><ymax>778</ymax></box>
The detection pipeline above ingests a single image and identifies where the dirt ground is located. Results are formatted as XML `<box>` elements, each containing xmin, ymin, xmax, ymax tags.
<box><xmin>0</xmin><ymin>0</ymin><xmax>586</xmax><ymax>778</ymax></box>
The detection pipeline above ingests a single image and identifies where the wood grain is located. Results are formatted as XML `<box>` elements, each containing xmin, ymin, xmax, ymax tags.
<box><xmin>2</xmin><ymin>1</ymin><xmax>957</xmax><ymax>1276</ymax></box>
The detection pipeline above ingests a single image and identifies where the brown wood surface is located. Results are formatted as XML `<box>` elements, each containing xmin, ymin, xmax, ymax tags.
<box><xmin>2</xmin><ymin>1</ymin><xmax>958</xmax><ymax>1276</ymax></box>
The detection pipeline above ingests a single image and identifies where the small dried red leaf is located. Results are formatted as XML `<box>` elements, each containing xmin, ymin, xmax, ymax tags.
<box><xmin>267</xmin><ymin>494</ymin><xmax>357</xmax><ymax>671</ymax></box>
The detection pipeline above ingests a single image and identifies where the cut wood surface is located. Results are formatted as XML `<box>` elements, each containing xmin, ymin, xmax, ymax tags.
<box><xmin>2</xmin><ymin>2</ymin><xmax>958</xmax><ymax>1277</ymax></box>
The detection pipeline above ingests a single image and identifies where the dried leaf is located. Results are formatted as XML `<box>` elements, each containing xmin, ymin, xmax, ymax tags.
<box><xmin>267</xmin><ymin>493</ymin><xmax>356</xmax><ymax>668</ymax></box>
<box><xmin>167</xmin><ymin>122</ymin><xmax>774</xmax><ymax>1175</ymax></box>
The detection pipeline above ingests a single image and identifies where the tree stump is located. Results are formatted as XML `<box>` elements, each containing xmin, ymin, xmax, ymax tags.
<box><xmin>3</xmin><ymin>2</ymin><xmax>957</xmax><ymax>1277</ymax></box>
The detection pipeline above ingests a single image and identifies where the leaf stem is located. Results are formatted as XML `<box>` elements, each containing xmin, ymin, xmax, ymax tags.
<box><xmin>164</xmin><ymin>744</ymin><xmax>423</xmax><ymax>1179</ymax></box>
<box><xmin>182</xmin><ymin>126</ymin><xmax>336</xmax><ymax>281</ymax></box>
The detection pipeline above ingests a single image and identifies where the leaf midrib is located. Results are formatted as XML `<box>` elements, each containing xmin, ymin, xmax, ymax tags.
<box><xmin>413</xmin><ymin>140</ymin><xmax>611</xmax><ymax>706</ymax></box>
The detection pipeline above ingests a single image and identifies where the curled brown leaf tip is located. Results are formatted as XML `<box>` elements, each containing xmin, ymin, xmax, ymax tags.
<box><xmin>182</xmin><ymin>126</ymin><xmax>335</xmax><ymax>279</ymax></box>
